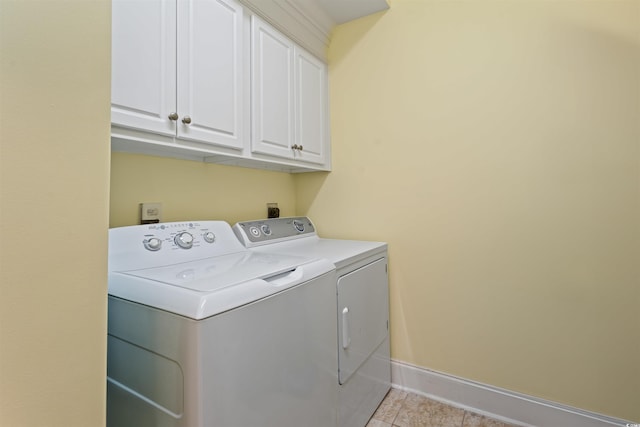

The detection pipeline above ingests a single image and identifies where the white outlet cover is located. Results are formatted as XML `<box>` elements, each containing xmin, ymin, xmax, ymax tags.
<box><xmin>141</xmin><ymin>202</ymin><xmax>162</xmax><ymax>221</ymax></box>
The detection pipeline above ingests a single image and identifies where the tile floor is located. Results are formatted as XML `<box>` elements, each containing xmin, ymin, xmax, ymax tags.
<box><xmin>367</xmin><ymin>388</ymin><xmax>518</xmax><ymax>427</ymax></box>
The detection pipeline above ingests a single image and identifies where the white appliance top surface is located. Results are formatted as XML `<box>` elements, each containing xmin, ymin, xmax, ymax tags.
<box><xmin>233</xmin><ymin>217</ymin><xmax>387</xmax><ymax>271</ymax></box>
<box><xmin>121</xmin><ymin>251</ymin><xmax>311</xmax><ymax>292</ymax></box>
<box><xmin>252</xmin><ymin>237</ymin><xmax>387</xmax><ymax>270</ymax></box>
<box><xmin>108</xmin><ymin>220</ymin><xmax>334</xmax><ymax>319</ymax></box>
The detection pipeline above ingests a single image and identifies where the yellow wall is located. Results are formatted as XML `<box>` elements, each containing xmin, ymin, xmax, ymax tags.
<box><xmin>110</xmin><ymin>153</ymin><xmax>297</xmax><ymax>227</ymax></box>
<box><xmin>7</xmin><ymin>0</ymin><xmax>633</xmax><ymax>423</ymax></box>
<box><xmin>297</xmin><ymin>0</ymin><xmax>640</xmax><ymax>421</ymax></box>
<box><xmin>0</xmin><ymin>0</ymin><xmax>111</xmax><ymax>426</ymax></box>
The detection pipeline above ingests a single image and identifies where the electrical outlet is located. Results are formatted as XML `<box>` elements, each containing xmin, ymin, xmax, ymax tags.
<box><xmin>267</xmin><ymin>202</ymin><xmax>279</xmax><ymax>218</ymax></box>
<box><xmin>141</xmin><ymin>202</ymin><xmax>162</xmax><ymax>224</ymax></box>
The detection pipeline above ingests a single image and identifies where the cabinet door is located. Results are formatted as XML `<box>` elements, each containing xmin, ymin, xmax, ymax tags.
<box><xmin>251</xmin><ymin>16</ymin><xmax>295</xmax><ymax>159</ymax></box>
<box><xmin>111</xmin><ymin>0</ymin><xmax>177</xmax><ymax>137</ymax></box>
<box><xmin>294</xmin><ymin>47</ymin><xmax>328</xmax><ymax>165</ymax></box>
<box><xmin>177</xmin><ymin>0</ymin><xmax>244</xmax><ymax>149</ymax></box>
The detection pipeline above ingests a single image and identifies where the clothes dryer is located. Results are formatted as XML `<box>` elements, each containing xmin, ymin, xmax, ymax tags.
<box><xmin>107</xmin><ymin>220</ymin><xmax>338</xmax><ymax>427</ymax></box>
<box><xmin>234</xmin><ymin>217</ymin><xmax>391</xmax><ymax>427</ymax></box>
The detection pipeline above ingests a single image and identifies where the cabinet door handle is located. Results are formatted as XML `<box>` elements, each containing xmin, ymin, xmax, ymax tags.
<box><xmin>168</xmin><ymin>112</ymin><xmax>179</xmax><ymax>121</ymax></box>
<box><xmin>299</xmin><ymin>145</ymin><xmax>303</xmax><ymax>151</ymax></box>
<box><xmin>182</xmin><ymin>116</ymin><xmax>192</xmax><ymax>125</ymax></box>
<box><xmin>292</xmin><ymin>144</ymin><xmax>299</xmax><ymax>150</ymax></box>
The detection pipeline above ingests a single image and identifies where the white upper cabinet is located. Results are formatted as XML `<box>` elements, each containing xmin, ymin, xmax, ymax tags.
<box><xmin>111</xmin><ymin>0</ymin><xmax>176</xmax><ymax>137</ymax></box>
<box><xmin>177</xmin><ymin>0</ymin><xmax>244</xmax><ymax>148</ymax></box>
<box><xmin>251</xmin><ymin>16</ymin><xmax>329</xmax><ymax>167</ymax></box>
<box><xmin>251</xmin><ymin>16</ymin><xmax>295</xmax><ymax>159</ymax></box>
<box><xmin>110</xmin><ymin>0</ymin><xmax>351</xmax><ymax>172</ymax></box>
<box><xmin>294</xmin><ymin>47</ymin><xmax>328</xmax><ymax>165</ymax></box>
<box><xmin>112</xmin><ymin>0</ymin><xmax>244</xmax><ymax>150</ymax></box>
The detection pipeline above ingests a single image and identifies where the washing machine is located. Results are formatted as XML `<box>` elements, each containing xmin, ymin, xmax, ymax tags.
<box><xmin>107</xmin><ymin>220</ymin><xmax>338</xmax><ymax>427</ymax></box>
<box><xmin>233</xmin><ymin>217</ymin><xmax>391</xmax><ymax>427</ymax></box>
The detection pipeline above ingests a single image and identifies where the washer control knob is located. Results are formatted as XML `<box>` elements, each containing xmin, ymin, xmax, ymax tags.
<box><xmin>143</xmin><ymin>237</ymin><xmax>162</xmax><ymax>251</ymax></box>
<box><xmin>203</xmin><ymin>231</ymin><xmax>216</xmax><ymax>243</ymax></box>
<box><xmin>174</xmin><ymin>232</ymin><xmax>194</xmax><ymax>249</ymax></box>
<box><xmin>293</xmin><ymin>219</ymin><xmax>305</xmax><ymax>233</ymax></box>
<box><xmin>261</xmin><ymin>224</ymin><xmax>272</xmax><ymax>236</ymax></box>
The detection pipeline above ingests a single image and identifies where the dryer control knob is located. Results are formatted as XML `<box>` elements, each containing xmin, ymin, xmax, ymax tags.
<box><xmin>175</xmin><ymin>232</ymin><xmax>194</xmax><ymax>249</ymax></box>
<box><xmin>249</xmin><ymin>226</ymin><xmax>261</xmax><ymax>238</ymax></box>
<box><xmin>293</xmin><ymin>219</ymin><xmax>305</xmax><ymax>233</ymax></box>
<box><xmin>143</xmin><ymin>237</ymin><xmax>162</xmax><ymax>251</ymax></box>
<box><xmin>203</xmin><ymin>231</ymin><xmax>216</xmax><ymax>243</ymax></box>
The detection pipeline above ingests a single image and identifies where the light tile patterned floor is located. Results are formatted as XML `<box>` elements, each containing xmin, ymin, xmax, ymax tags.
<box><xmin>367</xmin><ymin>388</ymin><xmax>517</xmax><ymax>427</ymax></box>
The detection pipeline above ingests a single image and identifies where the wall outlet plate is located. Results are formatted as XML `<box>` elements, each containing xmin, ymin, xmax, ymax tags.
<box><xmin>140</xmin><ymin>202</ymin><xmax>162</xmax><ymax>224</ymax></box>
<box><xmin>267</xmin><ymin>202</ymin><xmax>279</xmax><ymax>218</ymax></box>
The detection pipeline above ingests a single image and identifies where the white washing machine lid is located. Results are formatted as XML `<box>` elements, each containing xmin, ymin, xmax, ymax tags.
<box><xmin>109</xmin><ymin>253</ymin><xmax>335</xmax><ymax>320</ymax></box>
<box><xmin>120</xmin><ymin>251</ymin><xmax>309</xmax><ymax>291</ymax></box>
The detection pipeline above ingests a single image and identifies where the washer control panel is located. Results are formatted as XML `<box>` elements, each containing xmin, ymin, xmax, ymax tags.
<box><xmin>141</xmin><ymin>222</ymin><xmax>217</xmax><ymax>252</ymax></box>
<box><xmin>233</xmin><ymin>217</ymin><xmax>316</xmax><ymax>246</ymax></box>
<box><xmin>110</xmin><ymin>220</ymin><xmax>247</xmax><ymax>272</ymax></box>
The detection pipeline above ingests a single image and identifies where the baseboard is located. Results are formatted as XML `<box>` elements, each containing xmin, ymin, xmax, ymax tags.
<box><xmin>391</xmin><ymin>359</ymin><xmax>633</xmax><ymax>427</ymax></box>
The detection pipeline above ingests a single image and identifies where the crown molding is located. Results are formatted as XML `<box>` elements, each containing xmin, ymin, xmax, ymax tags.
<box><xmin>238</xmin><ymin>0</ymin><xmax>389</xmax><ymax>60</ymax></box>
